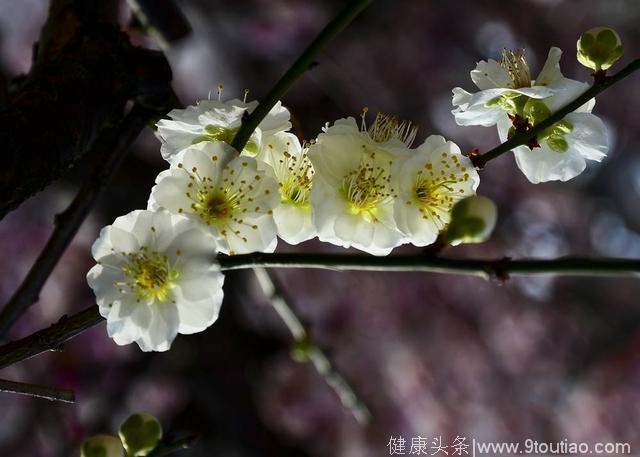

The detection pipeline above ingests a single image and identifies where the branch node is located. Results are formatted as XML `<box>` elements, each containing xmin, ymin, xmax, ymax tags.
<box><xmin>485</xmin><ymin>257</ymin><xmax>512</xmax><ymax>283</ymax></box>
<box><xmin>467</xmin><ymin>147</ymin><xmax>484</xmax><ymax>169</ymax></box>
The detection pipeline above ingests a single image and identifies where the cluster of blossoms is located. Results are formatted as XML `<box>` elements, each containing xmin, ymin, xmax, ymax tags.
<box><xmin>87</xmin><ymin>95</ymin><xmax>482</xmax><ymax>351</ymax></box>
<box><xmin>88</xmin><ymin>29</ymin><xmax>619</xmax><ymax>351</ymax></box>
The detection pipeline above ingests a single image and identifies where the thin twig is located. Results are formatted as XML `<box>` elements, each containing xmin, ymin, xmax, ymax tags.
<box><xmin>0</xmin><ymin>254</ymin><xmax>638</xmax><ymax>372</ymax></box>
<box><xmin>253</xmin><ymin>268</ymin><xmax>371</xmax><ymax>424</ymax></box>
<box><xmin>127</xmin><ymin>0</ymin><xmax>192</xmax><ymax>50</ymax></box>
<box><xmin>230</xmin><ymin>0</ymin><xmax>372</xmax><ymax>152</ymax></box>
<box><xmin>0</xmin><ymin>104</ymin><xmax>161</xmax><ymax>338</ymax></box>
<box><xmin>146</xmin><ymin>434</ymin><xmax>197</xmax><ymax>456</ymax></box>
<box><xmin>473</xmin><ymin>58</ymin><xmax>640</xmax><ymax>167</ymax></box>
<box><xmin>0</xmin><ymin>305</ymin><xmax>103</xmax><ymax>370</ymax></box>
<box><xmin>0</xmin><ymin>378</ymin><xmax>75</xmax><ymax>403</ymax></box>
<box><xmin>218</xmin><ymin>253</ymin><xmax>640</xmax><ymax>278</ymax></box>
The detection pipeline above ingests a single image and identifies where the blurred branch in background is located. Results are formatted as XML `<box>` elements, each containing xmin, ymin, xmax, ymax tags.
<box><xmin>253</xmin><ymin>267</ymin><xmax>371</xmax><ymax>424</ymax></box>
<box><xmin>146</xmin><ymin>434</ymin><xmax>198</xmax><ymax>457</ymax></box>
<box><xmin>0</xmin><ymin>103</ymin><xmax>173</xmax><ymax>339</ymax></box>
<box><xmin>0</xmin><ymin>378</ymin><xmax>74</xmax><ymax>403</ymax></box>
<box><xmin>0</xmin><ymin>0</ymin><xmax>171</xmax><ymax>219</ymax></box>
<box><xmin>231</xmin><ymin>0</ymin><xmax>373</xmax><ymax>152</ymax></box>
<box><xmin>127</xmin><ymin>0</ymin><xmax>192</xmax><ymax>50</ymax></box>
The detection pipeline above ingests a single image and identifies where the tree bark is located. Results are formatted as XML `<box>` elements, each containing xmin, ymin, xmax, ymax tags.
<box><xmin>0</xmin><ymin>0</ymin><xmax>172</xmax><ymax>219</ymax></box>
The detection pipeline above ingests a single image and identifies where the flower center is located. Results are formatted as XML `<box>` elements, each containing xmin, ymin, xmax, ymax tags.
<box><xmin>340</xmin><ymin>154</ymin><xmax>392</xmax><ymax>221</ymax></box>
<box><xmin>206</xmin><ymin>192</ymin><xmax>233</xmax><ymax>219</ymax></box>
<box><xmin>361</xmin><ymin>109</ymin><xmax>418</xmax><ymax>147</ymax></box>
<box><xmin>192</xmin><ymin>188</ymin><xmax>239</xmax><ymax>225</ymax></box>
<box><xmin>500</xmin><ymin>48</ymin><xmax>531</xmax><ymax>89</ymax></box>
<box><xmin>276</xmin><ymin>149</ymin><xmax>313</xmax><ymax>208</ymax></box>
<box><xmin>192</xmin><ymin>125</ymin><xmax>259</xmax><ymax>155</ymax></box>
<box><xmin>409</xmin><ymin>155</ymin><xmax>472</xmax><ymax>229</ymax></box>
<box><xmin>121</xmin><ymin>249</ymin><xmax>177</xmax><ymax>302</ymax></box>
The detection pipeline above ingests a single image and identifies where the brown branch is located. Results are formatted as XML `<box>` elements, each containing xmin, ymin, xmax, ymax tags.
<box><xmin>0</xmin><ymin>378</ymin><xmax>75</xmax><ymax>403</ymax></box>
<box><xmin>0</xmin><ymin>255</ymin><xmax>638</xmax><ymax>372</ymax></box>
<box><xmin>0</xmin><ymin>305</ymin><xmax>103</xmax><ymax>370</ymax></box>
<box><xmin>0</xmin><ymin>103</ymin><xmax>168</xmax><ymax>338</ymax></box>
<box><xmin>0</xmin><ymin>0</ymin><xmax>171</xmax><ymax>219</ymax></box>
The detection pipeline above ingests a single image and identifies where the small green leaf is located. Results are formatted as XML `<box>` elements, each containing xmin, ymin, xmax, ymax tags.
<box><xmin>118</xmin><ymin>413</ymin><xmax>163</xmax><ymax>457</ymax></box>
<box><xmin>80</xmin><ymin>434</ymin><xmax>124</xmax><ymax>457</ymax></box>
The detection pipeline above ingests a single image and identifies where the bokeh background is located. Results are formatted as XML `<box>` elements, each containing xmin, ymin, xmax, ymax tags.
<box><xmin>1</xmin><ymin>0</ymin><xmax>640</xmax><ymax>455</ymax></box>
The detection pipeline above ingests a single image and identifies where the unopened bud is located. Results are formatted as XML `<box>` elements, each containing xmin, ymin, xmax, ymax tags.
<box><xmin>577</xmin><ymin>27</ymin><xmax>623</xmax><ymax>71</ymax></box>
<box><xmin>443</xmin><ymin>195</ymin><xmax>497</xmax><ymax>246</ymax></box>
<box><xmin>119</xmin><ymin>413</ymin><xmax>163</xmax><ymax>456</ymax></box>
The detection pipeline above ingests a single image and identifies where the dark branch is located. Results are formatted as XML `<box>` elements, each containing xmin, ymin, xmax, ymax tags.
<box><xmin>0</xmin><ymin>378</ymin><xmax>75</xmax><ymax>403</ymax></box>
<box><xmin>0</xmin><ymin>0</ymin><xmax>171</xmax><ymax>219</ymax></box>
<box><xmin>0</xmin><ymin>305</ymin><xmax>103</xmax><ymax>370</ymax></box>
<box><xmin>230</xmin><ymin>0</ymin><xmax>372</xmax><ymax>152</ymax></box>
<box><xmin>0</xmin><ymin>104</ymin><xmax>169</xmax><ymax>338</ymax></box>
<box><xmin>0</xmin><ymin>255</ymin><xmax>638</xmax><ymax>372</ymax></box>
<box><xmin>218</xmin><ymin>253</ymin><xmax>640</xmax><ymax>278</ymax></box>
<box><xmin>146</xmin><ymin>435</ymin><xmax>198</xmax><ymax>456</ymax></box>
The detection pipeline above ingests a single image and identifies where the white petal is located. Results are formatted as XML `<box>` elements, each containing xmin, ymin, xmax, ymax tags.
<box><xmin>565</xmin><ymin>112</ymin><xmax>609</xmax><ymax>161</ymax></box>
<box><xmin>470</xmin><ymin>59</ymin><xmax>512</xmax><ymax>90</ymax></box>
<box><xmin>258</xmin><ymin>101</ymin><xmax>292</xmax><ymax>136</ymax></box>
<box><xmin>135</xmin><ymin>304</ymin><xmax>179</xmax><ymax>352</ymax></box>
<box><xmin>534</xmin><ymin>47</ymin><xmax>564</xmax><ymax>86</ymax></box>
<box><xmin>543</xmin><ymin>78</ymin><xmax>591</xmax><ymax>113</ymax></box>
<box><xmin>513</xmin><ymin>144</ymin><xmax>586</xmax><ymax>183</ymax></box>
<box><xmin>273</xmin><ymin>204</ymin><xmax>316</xmax><ymax>245</ymax></box>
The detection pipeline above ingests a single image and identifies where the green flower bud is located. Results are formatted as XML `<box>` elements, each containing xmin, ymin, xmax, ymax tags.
<box><xmin>80</xmin><ymin>434</ymin><xmax>124</xmax><ymax>457</ymax></box>
<box><xmin>443</xmin><ymin>195</ymin><xmax>497</xmax><ymax>246</ymax></box>
<box><xmin>577</xmin><ymin>27</ymin><xmax>623</xmax><ymax>71</ymax></box>
<box><xmin>118</xmin><ymin>413</ymin><xmax>163</xmax><ymax>456</ymax></box>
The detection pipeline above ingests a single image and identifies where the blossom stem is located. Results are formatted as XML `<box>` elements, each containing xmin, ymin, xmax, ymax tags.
<box><xmin>473</xmin><ymin>58</ymin><xmax>640</xmax><ymax>168</ymax></box>
<box><xmin>253</xmin><ymin>268</ymin><xmax>371</xmax><ymax>424</ymax></box>
<box><xmin>0</xmin><ymin>378</ymin><xmax>75</xmax><ymax>403</ymax></box>
<box><xmin>230</xmin><ymin>0</ymin><xmax>373</xmax><ymax>152</ymax></box>
<box><xmin>0</xmin><ymin>255</ymin><xmax>638</xmax><ymax>373</ymax></box>
<box><xmin>0</xmin><ymin>104</ymin><xmax>165</xmax><ymax>339</ymax></box>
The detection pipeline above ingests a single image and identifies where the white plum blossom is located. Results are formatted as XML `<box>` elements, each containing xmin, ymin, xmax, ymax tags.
<box><xmin>452</xmin><ymin>47</ymin><xmax>581</xmax><ymax>127</ymax></box>
<box><xmin>149</xmin><ymin>141</ymin><xmax>280</xmax><ymax>255</ymax></box>
<box><xmin>394</xmin><ymin>135</ymin><xmax>479</xmax><ymax>246</ymax></box>
<box><xmin>87</xmin><ymin>210</ymin><xmax>224</xmax><ymax>352</ymax></box>
<box><xmin>156</xmin><ymin>98</ymin><xmax>291</xmax><ymax>163</ymax></box>
<box><xmin>496</xmin><ymin>111</ymin><xmax>608</xmax><ymax>183</ymax></box>
<box><xmin>308</xmin><ymin>114</ymin><xmax>416</xmax><ymax>255</ymax></box>
<box><xmin>453</xmin><ymin>47</ymin><xmax>609</xmax><ymax>183</ymax></box>
<box><xmin>257</xmin><ymin>132</ymin><xmax>317</xmax><ymax>245</ymax></box>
